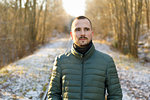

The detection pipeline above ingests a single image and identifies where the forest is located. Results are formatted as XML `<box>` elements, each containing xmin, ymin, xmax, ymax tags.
<box><xmin>0</xmin><ymin>0</ymin><xmax>150</xmax><ymax>68</ymax></box>
<box><xmin>0</xmin><ymin>0</ymin><xmax>72</xmax><ymax>68</ymax></box>
<box><xmin>0</xmin><ymin>0</ymin><xmax>150</xmax><ymax>100</ymax></box>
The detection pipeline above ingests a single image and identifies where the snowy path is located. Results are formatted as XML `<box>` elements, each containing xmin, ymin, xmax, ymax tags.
<box><xmin>0</xmin><ymin>38</ymin><xmax>71</xmax><ymax>100</ymax></box>
<box><xmin>0</xmin><ymin>37</ymin><xmax>150</xmax><ymax>100</ymax></box>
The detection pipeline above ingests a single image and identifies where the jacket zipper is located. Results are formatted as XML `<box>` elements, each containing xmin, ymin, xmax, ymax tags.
<box><xmin>81</xmin><ymin>55</ymin><xmax>84</xmax><ymax>100</ymax></box>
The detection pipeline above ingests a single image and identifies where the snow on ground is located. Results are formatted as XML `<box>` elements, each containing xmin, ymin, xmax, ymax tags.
<box><xmin>0</xmin><ymin>38</ymin><xmax>71</xmax><ymax>100</ymax></box>
<box><xmin>0</xmin><ymin>37</ymin><xmax>150</xmax><ymax>100</ymax></box>
<box><xmin>94</xmin><ymin>41</ymin><xmax>150</xmax><ymax>100</ymax></box>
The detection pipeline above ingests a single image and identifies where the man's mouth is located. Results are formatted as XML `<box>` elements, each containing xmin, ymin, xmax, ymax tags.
<box><xmin>79</xmin><ymin>37</ymin><xmax>88</xmax><ymax>40</ymax></box>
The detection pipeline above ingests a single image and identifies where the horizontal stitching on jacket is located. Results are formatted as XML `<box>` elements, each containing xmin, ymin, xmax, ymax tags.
<box><xmin>62</xmin><ymin>74</ymin><xmax>81</xmax><ymax>76</ymax></box>
<box><xmin>62</xmin><ymin>68</ymin><xmax>80</xmax><ymax>71</ymax></box>
<box><xmin>63</xmin><ymin>92</ymin><xmax>81</xmax><ymax>94</ymax></box>
<box><xmin>62</xmin><ymin>74</ymin><xmax>80</xmax><ymax>76</ymax></box>
<box><xmin>84</xmin><ymin>85</ymin><xmax>104</xmax><ymax>89</ymax></box>
<box><xmin>63</xmin><ymin>84</ymin><xmax>80</xmax><ymax>87</ymax></box>
<box><xmin>85</xmin><ymin>68</ymin><xmax>105</xmax><ymax>71</ymax></box>
<box><xmin>84</xmin><ymin>74</ymin><xmax>105</xmax><ymax>77</ymax></box>
<box><xmin>63</xmin><ymin>98</ymin><xmax>80</xmax><ymax>99</ymax></box>
<box><xmin>85</xmin><ymin>79</ymin><xmax>105</xmax><ymax>82</ymax></box>
<box><xmin>63</xmin><ymin>96</ymin><xmax>80</xmax><ymax>99</ymax></box>
<box><xmin>62</xmin><ymin>68</ymin><xmax>79</xmax><ymax>72</ymax></box>
<box><xmin>82</xmin><ymin>92</ymin><xmax>101</xmax><ymax>94</ymax></box>
<box><xmin>60</xmin><ymin>62</ymin><xmax>81</xmax><ymax>65</ymax></box>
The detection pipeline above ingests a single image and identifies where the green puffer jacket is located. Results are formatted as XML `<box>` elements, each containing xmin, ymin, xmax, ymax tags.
<box><xmin>48</xmin><ymin>44</ymin><xmax>122</xmax><ymax>100</ymax></box>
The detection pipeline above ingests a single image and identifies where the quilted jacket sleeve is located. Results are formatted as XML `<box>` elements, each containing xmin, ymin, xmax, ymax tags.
<box><xmin>106</xmin><ymin>57</ymin><xmax>123</xmax><ymax>100</ymax></box>
<box><xmin>48</xmin><ymin>57</ymin><xmax>62</xmax><ymax>100</ymax></box>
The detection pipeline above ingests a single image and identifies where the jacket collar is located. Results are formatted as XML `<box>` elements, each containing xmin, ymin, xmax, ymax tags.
<box><xmin>71</xmin><ymin>43</ymin><xmax>95</xmax><ymax>59</ymax></box>
<box><xmin>73</xmin><ymin>41</ymin><xmax>92</xmax><ymax>54</ymax></box>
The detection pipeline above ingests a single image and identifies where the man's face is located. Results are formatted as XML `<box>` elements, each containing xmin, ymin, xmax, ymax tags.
<box><xmin>70</xmin><ymin>19</ymin><xmax>93</xmax><ymax>47</ymax></box>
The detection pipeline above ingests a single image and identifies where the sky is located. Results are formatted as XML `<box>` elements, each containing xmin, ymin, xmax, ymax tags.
<box><xmin>62</xmin><ymin>0</ymin><xmax>86</xmax><ymax>17</ymax></box>
<box><xmin>0</xmin><ymin>0</ymin><xmax>86</xmax><ymax>17</ymax></box>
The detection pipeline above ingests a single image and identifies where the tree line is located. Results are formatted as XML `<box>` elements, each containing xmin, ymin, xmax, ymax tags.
<box><xmin>1</xmin><ymin>0</ymin><xmax>149</xmax><ymax>68</ymax></box>
<box><xmin>86</xmin><ymin>0</ymin><xmax>149</xmax><ymax>58</ymax></box>
<box><xmin>0</xmin><ymin>0</ymin><xmax>71</xmax><ymax>68</ymax></box>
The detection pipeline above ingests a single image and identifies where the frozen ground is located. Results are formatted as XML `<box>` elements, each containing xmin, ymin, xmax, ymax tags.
<box><xmin>0</xmin><ymin>37</ymin><xmax>150</xmax><ymax>100</ymax></box>
<box><xmin>94</xmin><ymin>41</ymin><xmax>150</xmax><ymax>100</ymax></box>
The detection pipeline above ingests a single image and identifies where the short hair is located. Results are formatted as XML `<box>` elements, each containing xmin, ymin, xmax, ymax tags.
<box><xmin>71</xmin><ymin>16</ymin><xmax>92</xmax><ymax>30</ymax></box>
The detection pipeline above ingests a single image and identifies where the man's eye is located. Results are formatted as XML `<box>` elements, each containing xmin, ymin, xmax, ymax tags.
<box><xmin>75</xmin><ymin>28</ymin><xmax>81</xmax><ymax>31</ymax></box>
<box><xmin>85</xmin><ymin>28</ymin><xmax>90</xmax><ymax>31</ymax></box>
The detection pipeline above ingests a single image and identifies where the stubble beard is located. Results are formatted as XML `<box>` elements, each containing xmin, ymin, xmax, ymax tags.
<box><xmin>78</xmin><ymin>38</ymin><xmax>91</xmax><ymax>48</ymax></box>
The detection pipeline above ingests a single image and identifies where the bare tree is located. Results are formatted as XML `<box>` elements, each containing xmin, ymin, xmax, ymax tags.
<box><xmin>145</xmin><ymin>0</ymin><xmax>150</xmax><ymax>29</ymax></box>
<box><xmin>86</xmin><ymin>0</ymin><xmax>144</xmax><ymax>58</ymax></box>
<box><xmin>0</xmin><ymin>0</ymin><xmax>70</xmax><ymax>68</ymax></box>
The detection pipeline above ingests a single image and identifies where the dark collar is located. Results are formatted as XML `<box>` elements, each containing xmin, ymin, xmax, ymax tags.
<box><xmin>73</xmin><ymin>41</ymin><xmax>93</xmax><ymax>55</ymax></box>
<box><xmin>71</xmin><ymin>42</ymin><xmax>95</xmax><ymax>59</ymax></box>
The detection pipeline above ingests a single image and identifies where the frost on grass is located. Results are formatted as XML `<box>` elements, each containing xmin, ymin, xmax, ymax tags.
<box><xmin>0</xmin><ymin>38</ymin><xmax>70</xmax><ymax>100</ymax></box>
<box><xmin>0</xmin><ymin>38</ymin><xmax>150</xmax><ymax>100</ymax></box>
<box><xmin>94</xmin><ymin>41</ymin><xmax>150</xmax><ymax>100</ymax></box>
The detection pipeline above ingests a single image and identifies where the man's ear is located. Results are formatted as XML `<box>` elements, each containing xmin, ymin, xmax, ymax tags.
<box><xmin>92</xmin><ymin>31</ymin><xmax>94</xmax><ymax>36</ymax></box>
<box><xmin>70</xmin><ymin>32</ymin><xmax>73</xmax><ymax>40</ymax></box>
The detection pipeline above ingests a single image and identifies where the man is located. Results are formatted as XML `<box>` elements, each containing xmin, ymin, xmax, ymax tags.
<box><xmin>48</xmin><ymin>16</ymin><xmax>122</xmax><ymax>100</ymax></box>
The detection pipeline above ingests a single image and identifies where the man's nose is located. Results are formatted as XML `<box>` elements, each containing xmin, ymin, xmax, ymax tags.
<box><xmin>81</xmin><ymin>29</ymin><xmax>85</xmax><ymax>35</ymax></box>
